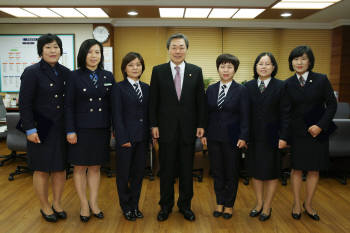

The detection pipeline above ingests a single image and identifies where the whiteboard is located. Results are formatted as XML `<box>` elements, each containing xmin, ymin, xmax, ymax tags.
<box><xmin>0</xmin><ymin>34</ymin><xmax>75</xmax><ymax>92</ymax></box>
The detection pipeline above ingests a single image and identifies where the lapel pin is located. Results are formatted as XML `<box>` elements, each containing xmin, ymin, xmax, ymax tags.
<box><xmin>104</xmin><ymin>76</ymin><xmax>107</xmax><ymax>79</ymax></box>
<box><xmin>189</xmin><ymin>74</ymin><xmax>192</xmax><ymax>77</ymax></box>
<box><xmin>309</xmin><ymin>80</ymin><xmax>312</xmax><ymax>83</ymax></box>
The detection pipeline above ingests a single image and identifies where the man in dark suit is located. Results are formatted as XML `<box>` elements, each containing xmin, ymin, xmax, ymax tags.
<box><xmin>149</xmin><ymin>33</ymin><xmax>206</xmax><ymax>221</ymax></box>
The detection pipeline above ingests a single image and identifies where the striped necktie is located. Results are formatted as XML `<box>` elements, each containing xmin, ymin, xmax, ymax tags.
<box><xmin>90</xmin><ymin>72</ymin><xmax>98</xmax><ymax>88</ymax></box>
<box><xmin>217</xmin><ymin>84</ymin><xmax>227</xmax><ymax>109</ymax></box>
<box><xmin>259</xmin><ymin>80</ymin><xmax>265</xmax><ymax>93</ymax></box>
<box><xmin>299</xmin><ymin>76</ymin><xmax>305</xmax><ymax>87</ymax></box>
<box><xmin>133</xmin><ymin>83</ymin><xmax>143</xmax><ymax>103</ymax></box>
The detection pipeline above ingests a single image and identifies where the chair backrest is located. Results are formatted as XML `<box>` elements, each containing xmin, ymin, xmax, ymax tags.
<box><xmin>334</xmin><ymin>102</ymin><xmax>350</xmax><ymax>119</ymax></box>
<box><xmin>0</xmin><ymin>97</ymin><xmax>6</xmax><ymax>120</ymax></box>
<box><xmin>194</xmin><ymin>138</ymin><xmax>203</xmax><ymax>152</ymax></box>
<box><xmin>6</xmin><ymin>112</ymin><xmax>27</xmax><ymax>152</ymax></box>
<box><xmin>329</xmin><ymin>119</ymin><xmax>350</xmax><ymax>158</ymax></box>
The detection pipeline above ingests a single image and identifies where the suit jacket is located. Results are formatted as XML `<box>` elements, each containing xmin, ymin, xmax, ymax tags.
<box><xmin>19</xmin><ymin>59</ymin><xmax>70</xmax><ymax>131</ymax></box>
<box><xmin>245</xmin><ymin>78</ymin><xmax>290</xmax><ymax>146</ymax></box>
<box><xmin>65</xmin><ymin>68</ymin><xmax>115</xmax><ymax>132</ymax></box>
<box><xmin>284</xmin><ymin>71</ymin><xmax>337</xmax><ymax>141</ymax></box>
<box><xmin>149</xmin><ymin>62</ymin><xmax>206</xmax><ymax>143</ymax></box>
<box><xmin>111</xmin><ymin>79</ymin><xmax>149</xmax><ymax>146</ymax></box>
<box><xmin>205</xmin><ymin>80</ymin><xmax>249</xmax><ymax>145</ymax></box>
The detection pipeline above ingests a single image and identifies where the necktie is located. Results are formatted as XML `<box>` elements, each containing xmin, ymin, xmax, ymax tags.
<box><xmin>259</xmin><ymin>80</ymin><xmax>265</xmax><ymax>93</ymax></box>
<box><xmin>174</xmin><ymin>66</ymin><xmax>181</xmax><ymax>100</ymax></box>
<box><xmin>299</xmin><ymin>76</ymin><xmax>305</xmax><ymax>87</ymax></box>
<box><xmin>90</xmin><ymin>72</ymin><xmax>98</xmax><ymax>88</ymax></box>
<box><xmin>133</xmin><ymin>83</ymin><xmax>143</xmax><ymax>103</ymax></box>
<box><xmin>217</xmin><ymin>84</ymin><xmax>227</xmax><ymax>109</ymax></box>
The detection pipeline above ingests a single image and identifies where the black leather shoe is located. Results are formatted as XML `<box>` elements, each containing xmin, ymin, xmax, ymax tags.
<box><xmin>40</xmin><ymin>209</ymin><xmax>58</xmax><ymax>222</ymax></box>
<box><xmin>123</xmin><ymin>211</ymin><xmax>136</xmax><ymax>221</ymax></box>
<box><xmin>179</xmin><ymin>208</ymin><xmax>195</xmax><ymax>221</ymax></box>
<box><xmin>157</xmin><ymin>209</ymin><xmax>171</xmax><ymax>221</ymax></box>
<box><xmin>223</xmin><ymin>212</ymin><xmax>232</xmax><ymax>219</ymax></box>
<box><xmin>93</xmin><ymin>211</ymin><xmax>104</xmax><ymax>219</ymax></box>
<box><xmin>259</xmin><ymin>208</ymin><xmax>272</xmax><ymax>221</ymax></box>
<box><xmin>303</xmin><ymin>203</ymin><xmax>320</xmax><ymax>221</ymax></box>
<box><xmin>249</xmin><ymin>208</ymin><xmax>263</xmax><ymax>217</ymax></box>
<box><xmin>133</xmin><ymin>209</ymin><xmax>144</xmax><ymax>218</ymax></box>
<box><xmin>52</xmin><ymin>206</ymin><xmax>67</xmax><ymax>219</ymax></box>
<box><xmin>292</xmin><ymin>212</ymin><xmax>301</xmax><ymax>220</ymax></box>
<box><xmin>213</xmin><ymin>211</ymin><xmax>223</xmax><ymax>217</ymax></box>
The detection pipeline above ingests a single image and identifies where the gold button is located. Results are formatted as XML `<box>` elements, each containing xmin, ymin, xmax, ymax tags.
<box><xmin>64</xmin><ymin>81</ymin><xmax>66</xmax><ymax>85</ymax></box>
<box><xmin>90</xmin><ymin>108</ymin><xmax>94</xmax><ymax>112</ymax></box>
<box><xmin>98</xmin><ymin>98</ymin><xmax>102</xmax><ymax>101</ymax></box>
<box><xmin>104</xmin><ymin>76</ymin><xmax>107</xmax><ymax>79</ymax></box>
<box><xmin>63</xmin><ymin>94</ymin><xmax>65</xmax><ymax>97</ymax></box>
<box><xmin>83</xmin><ymin>88</ymin><xmax>87</xmax><ymax>92</ymax></box>
<box><xmin>54</xmin><ymin>94</ymin><xmax>58</xmax><ymax>98</ymax></box>
<box><xmin>57</xmin><ymin>105</ymin><xmax>60</xmax><ymax>109</ymax></box>
<box><xmin>98</xmin><ymin>108</ymin><xmax>102</xmax><ymax>112</ymax></box>
<box><xmin>50</xmin><ymin>83</ymin><xmax>53</xmax><ymax>87</ymax></box>
<box><xmin>89</xmin><ymin>98</ymin><xmax>93</xmax><ymax>102</ymax></box>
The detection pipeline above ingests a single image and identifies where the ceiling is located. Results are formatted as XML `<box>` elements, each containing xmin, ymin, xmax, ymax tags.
<box><xmin>0</xmin><ymin>0</ymin><xmax>349</xmax><ymax>29</ymax></box>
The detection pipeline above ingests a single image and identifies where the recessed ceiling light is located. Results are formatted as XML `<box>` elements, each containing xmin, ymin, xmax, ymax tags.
<box><xmin>50</xmin><ymin>8</ymin><xmax>85</xmax><ymax>18</ymax></box>
<box><xmin>208</xmin><ymin>8</ymin><xmax>239</xmax><ymax>19</ymax></box>
<box><xmin>128</xmin><ymin>10</ymin><xmax>138</xmax><ymax>16</ymax></box>
<box><xmin>273</xmin><ymin>0</ymin><xmax>340</xmax><ymax>9</ymax></box>
<box><xmin>232</xmin><ymin>9</ymin><xmax>265</xmax><ymax>19</ymax></box>
<box><xmin>184</xmin><ymin>8</ymin><xmax>212</xmax><ymax>18</ymax></box>
<box><xmin>0</xmin><ymin>8</ymin><xmax>37</xmax><ymax>17</ymax></box>
<box><xmin>159</xmin><ymin>8</ymin><xmax>184</xmax><ymax>18</ymax></box>
<box><xmin>76</xmin><ymin>8</ymin><xmax>109</xmax><ymax>18</ymax></box>
<box><xmin>281</xmin><ymin>12</ymin><xmax>292</xmax><ymax>17</ymax></box>
<box><xmin>23</xmin><ymin>8</ymin><xmax>61</xmax><ymax>18</ymax></box>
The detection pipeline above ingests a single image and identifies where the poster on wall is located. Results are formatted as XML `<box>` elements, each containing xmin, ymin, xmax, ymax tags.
<box><xmin>103</xmin><ymin>46</ymin><xmax>113</xmax><ymax>74</ymax></box>
<box><xmin>0</xmin><ymin>34</ymin><xmax>75</xmax><ymax>92</ymax></box>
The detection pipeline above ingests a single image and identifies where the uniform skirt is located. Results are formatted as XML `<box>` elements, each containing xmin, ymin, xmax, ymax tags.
<box><xmin>291</xmin><ymin>135</ymin><xmax>329</xmax><ymax>171</ymax></box>
<box><xmin>27</xmin><ymin>123</ymin><xmax>67</xmax><ymax>172</ymax></box>
<box><xmin>248</xmin><ymin>141</ymin><xmax>280</xmax><ymax>180</ymax></box>
<box><xmin>68</xmin><ymin>128</ymin><xmax>110</xmax><ymax>166</ymax></box>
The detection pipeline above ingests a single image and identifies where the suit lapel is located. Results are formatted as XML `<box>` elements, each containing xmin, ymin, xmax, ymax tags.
<box><xmin>164</xmin><ymin>62</ymin><xmax>179</xmax><ymax>101</ymax></box>
<box><xmin>303</xmin><ymin>71</ymin><xmax>314</xmax><ymax>89</ymax></box>
<box><xmin>224</xmin><ymin>80</ymin><xmax>238</xmax><ymax>103</ymax></box>
<box><xmin>260</xmin><ymin>77</ymin><xmax>275</xmax><ymax>100</ymax></box>
<box><xmin>180</xmin><ymin>63</ymin><xmax>193</xmax><ymax>102</ymax></box>
<box><xmin>40</xmin><ymin>60</ymin><xmax>57</xmax><ymax>83</ymax></box>
<box><xmin>291</xmin><ymin>74</ymin><xmax>305</xmax><ymax>94</ymax></box>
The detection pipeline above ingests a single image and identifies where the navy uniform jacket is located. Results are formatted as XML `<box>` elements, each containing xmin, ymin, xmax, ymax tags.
<box><xmin>111</xmin><ymin>79</ymin><xmax>149</xmax><ymax>146</ymax></box>
<box><xmin>245</xmin><ymin>78</ymin><xmax>290</xmax><ymax>146</ymax></box>
<box><xmin>205</xmin><ymin>80</ymin><xmax>249</xmax><ymax>145</ymax></box>
<box><xmin>149</xmin><ymin>62</ymin><xmax>206</xmax><ymax>143</ymax></box>
<box><xmin>65</xmin><ymin>68</ymin><xmax>115</xmax><ymax>132</ymax></box>
<box><xmin>19</xmin><ymin>59</ymin><xmax>70</xmax><ymax>130</ymax></box>
<box><xmin>284</xmin><ymin>71</ymin><xmax>337</xmax><ymax>140</ymax></box>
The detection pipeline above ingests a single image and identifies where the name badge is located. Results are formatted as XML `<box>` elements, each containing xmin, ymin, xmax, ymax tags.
<box><xmin>104</xmin><ymin>83</ymin><xmax>113</xmax><ymax>86</ymax></box>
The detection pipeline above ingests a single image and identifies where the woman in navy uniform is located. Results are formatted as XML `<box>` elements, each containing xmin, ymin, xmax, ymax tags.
<box><xmin>111</xmin><ymin>52</ymin><xmax>149</xmax><ymax>221</ymax></box>
<box><xmin>19</xmin><ymin>33</ymin><xmax>70</xmax><ymax>222</ymax></box>
<box><xmin>285</xmin><ymin>46</ymin><xmax>337</xmax><ymax>221</ymax></box>
<box><xmin>245</xmin><ymin>52</ymin><xmax>290</xmax><ymax>221</ymax></box>
<box><xmin>65</xmin><ymin>39</ymin><xmax>115</xmax><ymax>222</ymax></box>
<box><xmin>201</xmin><ymin>54</ymin><xmax>249</xmax><ymax>219</ymax></box>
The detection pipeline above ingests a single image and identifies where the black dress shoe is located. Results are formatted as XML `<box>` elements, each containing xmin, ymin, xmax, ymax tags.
<box><xmin>213</xmin><ymin>211</ymin><xmax>223</xmax><ymax>217</ymax></box>
<box><xmin>249</xmin><ymin>208</ymin><xmax>263</xmax><ymax>217</ymax></box>
<box><xmin>133</xmin><ymin>209</ymin><xmax>144</xmax><ymax>218</ymax></box>
<box><xmin>223</xmin><ymin>212</ymin><xmax>232</xmax><ymax>219</ymax></box>
<box><xmin>80</xmin><ymin>214</ymin><xmax>90</xmax><ymax>222</ymax></box>
<box><xmin>157</xmin><ymin>209</ymin><xmax>171</xmax><ymax>221</ymax></box>
<box><xmin>179</xmin><ymin>208</ymin><xmax>195</xmax><ymax>221</ymax></box>
<box><xmin>40</xmin><ymin>209</ymin><xmax>58</xmax><ymax>222</ymax></box>
<box><xmin>93</xmin><ymin>211</ymin><xmax>104</xmax><ymax>219</ymax></box>
<box><xmin>303</xmin><ymin>203</ymin><xmax>320</xmax><ymax>221</ymax></box>
<box><xmin>259</xmin><ymin>208</ymin><xmax>272</xmax><ymax>222</ymax></box>
<box><xmin>292</xmin><ymin>212</ymin><xmax>301</xmax><ymax>220</ymax></box>
<box><xmin>52</xmin><ymin>206</ymin><xmax>67</xmax><ymax>219</ymax></box>
<box><xmin>123</xmin><ymin>211</ymin><xmax>136</xmax><ymax>221</ymax></box>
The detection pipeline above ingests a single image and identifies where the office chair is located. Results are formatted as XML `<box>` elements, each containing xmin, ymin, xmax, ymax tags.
<box><xmin>334</xmin><ymin>102</ymin><xmax>350</xmax><ymax>119</ymax></box>
<box><xmin>192</xmin><ymin>138</ymin><xmax>206</xmax><ymax>182</ymax></box>
<box><xmin>5</xmin><ymin>112</ymin><xmax>31</xmax><ymax>181</ymax></box>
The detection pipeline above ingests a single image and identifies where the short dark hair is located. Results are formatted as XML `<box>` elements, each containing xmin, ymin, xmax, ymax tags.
<box><xmin>77</xmin><ymin>39</ymin><xmax>104</xmax><ymax>70</ymax></box>
<box><xmin>166</xmin><ymin>33</ymin><xmax>189</xmax><ymax>49</ymax></box>
<box><xmin>288</xmin><ymin>45</ymin><xmax>315</xmax><ymax>72</ymax></box>
<box><xmin>253</xmin><ymin>52</ymin><xmax>278</xmax><ymax>79</ymax></box>
<box><xmin>121</xmin><ymin>52</ymin><xmax>145</xmax><ymax>79</ymax></box>
<box><xmin>37</xmin><ymin>33</ymin><xmax>63</xmax><ymax>56</ymax></box>
<box><xmin>216</xmin><ymin>54</ymin><xmax>240</xmax><ymax>72</ymax></box>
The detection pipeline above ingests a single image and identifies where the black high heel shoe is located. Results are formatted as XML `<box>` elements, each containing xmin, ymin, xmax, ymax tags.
<box><xmin>259</xmin><ymin>208</ymin><xmax>272</xmax><ymax>221</ymax></box>
<box><xmin>249</xmin><ymin>206</ymin><xmax>263</xmax><ymax>217</ymax></box>
<box><xmin>40</xmin><ymin>209</ymin><xmax>57</xmax><ymax>222</ymax></box>
<box><xmin>303</xmin><ymin>203</ymin><xmax>320</xmax><ymax>221</ymax></box>
<box><xmin>52</xmin><ymin>205</ymin><xmax>67</xmax><ymax>219</ymax></box>
<box><xmin>291</xmin><ymin>204</ymin><xmax>301</xmax><ymax>220</ymax></box>
<box><xmin>89</xmin><ymin>206</ymin><xmax>104</xmax><ymax>219</ymax></box>
<box><xmin>80</xmin><ymin>208</ymin><xmax>91</xmax><ymax>223</ymax></box>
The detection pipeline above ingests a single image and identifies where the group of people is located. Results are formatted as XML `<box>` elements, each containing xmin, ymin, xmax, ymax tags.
<box><xmin>18</xmin><ymin>32</ymin><xmax>337</xmax><ymax>224</ymax></box>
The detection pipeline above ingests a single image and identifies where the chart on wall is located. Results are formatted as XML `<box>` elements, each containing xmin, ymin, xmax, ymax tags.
<box><xmin>0</xmin><ymin>34</ymin><xmax>75</xmax><ymax>92</ymax></box>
